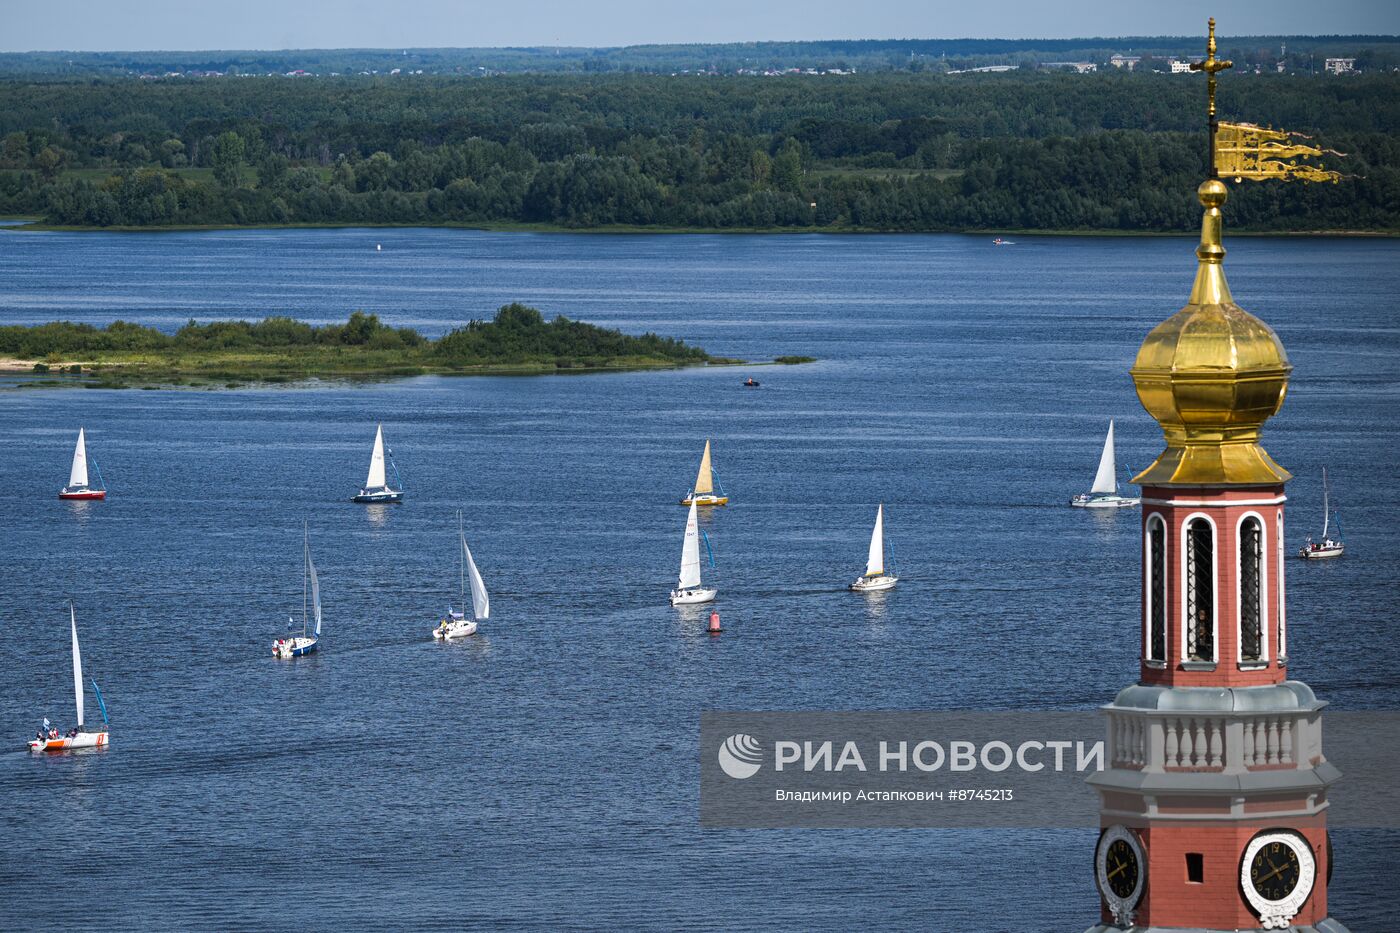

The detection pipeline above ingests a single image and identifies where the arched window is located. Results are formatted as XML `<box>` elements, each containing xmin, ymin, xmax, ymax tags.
<box><xmin>1146</xmin><ymin>516</ymin><xmax>1167</xmax><ymax>662</ymax></box>
<box><xmin>1184</xmin><ymin>517</ymin><xmax>1215</xmax><ymax>662</ymax></box>
<box><xmin>1239</xmin><ymin>516</ymin><xmax>1264</xmax><ymax>663</ymax></box>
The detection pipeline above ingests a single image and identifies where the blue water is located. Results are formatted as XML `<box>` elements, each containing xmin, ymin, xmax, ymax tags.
<box><xmin>0</xmin><ymin>227</ymin><xmax>1396</xmax><ymax>931</ymax></box>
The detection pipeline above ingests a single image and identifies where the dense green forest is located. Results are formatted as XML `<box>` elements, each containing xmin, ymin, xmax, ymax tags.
<box><xmin>1</xmin><ymin>72</ymin><xmax>1395</xmax><ymax>232</ymax></box>
<box><xmin>0</xmin><ymin>305</ymin><xmax>721</xmax><ymax>383</ymax></box>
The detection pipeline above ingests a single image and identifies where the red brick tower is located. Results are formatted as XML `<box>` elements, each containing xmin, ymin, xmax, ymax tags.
<box><xmin>1084</xmin><ymin>23</ymin><xmax>1347</xmax><ymax>933</ymax></box>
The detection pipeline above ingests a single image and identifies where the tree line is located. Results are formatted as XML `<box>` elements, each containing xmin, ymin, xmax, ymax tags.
<box><xmin>2</xmin><ymin>35</ymin><xmax>1397</xmax><ymax>76</ymax></box>
<box><xmin>0</xmin><ymin>305</ymin><xmax>710</xmax><ymax>368</ymax></box>
<box><xmin>1</xmin><ymin>72</ymin><xmax>1395</xmax><ymax>231</ymax></box>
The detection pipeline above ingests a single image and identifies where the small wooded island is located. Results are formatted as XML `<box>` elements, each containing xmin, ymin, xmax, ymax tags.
<box><xmin>0</xmin><ymin>303</ymin><xmax>788</xmax><ymax>386</ymax></box>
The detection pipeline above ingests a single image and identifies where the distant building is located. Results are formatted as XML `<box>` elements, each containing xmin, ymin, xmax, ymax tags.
<box><xmin>1169</xmin><ymin>59</ymin><xmax>1193</xmax><ymax>74</ymax></box>
<box><xmin>948</xmin><ymin>64</ymin><xmax>1017</xmax><ymax>74</ymax></box>
<box><xmin>1109</xmin><ymin>54</ymin><xmax>1141</xmax><ymax>70</ymax></box>
<box><xmin>1042</xmin><ymin>61</ymin><xmax>1097</xmax><ymax>73</ymax></box>
<box><xmin>1324</xmin><ymin>58</ymin><xmax>1356</xmax><ymax>74</ymax></box>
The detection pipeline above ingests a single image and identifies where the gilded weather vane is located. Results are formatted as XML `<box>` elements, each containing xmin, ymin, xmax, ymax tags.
<box><xmin>1189</xmin><ymin>17</ymin><xmax>1233</xmax><ymax>178</ymax></box>
<box><xmin>1191</xmin><ymin>17</ymin><xmax>1345</xmax><ymax>183</ymax></box>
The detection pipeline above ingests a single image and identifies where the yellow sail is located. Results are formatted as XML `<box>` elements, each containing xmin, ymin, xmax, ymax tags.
<box><xmin>680</xmin><ymin>439</ymin><xmax>728</xmax><ymax>504</ymax></box>
<box><xmin>693</xmin><ymin>440</ymin><xmax>714</xmax><ymax>495</ymax></box>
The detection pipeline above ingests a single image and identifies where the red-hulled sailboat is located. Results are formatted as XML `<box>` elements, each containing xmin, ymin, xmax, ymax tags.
<box><xmin>58</xmin><ymin>428</ymin><xmax>107</xmax><ymax>500</ymax></box>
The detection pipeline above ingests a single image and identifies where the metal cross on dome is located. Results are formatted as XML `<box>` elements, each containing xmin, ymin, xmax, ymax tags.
<box><xmin>1190</xmin><ymin>17</ymin><xmax>1234</xmax><ymax>177</ymax></box>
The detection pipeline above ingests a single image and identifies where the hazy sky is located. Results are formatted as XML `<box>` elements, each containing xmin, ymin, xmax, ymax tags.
<box><xmin>5</xmin><ymin>0</ymin><xmax>1397</xmax><ymax>52</ymax></box>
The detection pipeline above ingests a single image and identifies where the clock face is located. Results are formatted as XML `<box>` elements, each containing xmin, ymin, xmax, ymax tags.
<box><xmin>1095</xmin><ymin>825</ymin><xmax>1145</xmax><ymax>922</ymax></box>
<box><xmin>1240</xmin><ymin>830</ymin><xmax>1316</xmax><ymax>927</ymax></box>
<box><xmin>1104</xmin><ymin>838</ymin><xmax>1140</xmax><ymax>898</ymax></box>
<box><xmin>1249</xmin><ymin>839</ymin><xmax>1301</xmax><ymax>901</ymax></box>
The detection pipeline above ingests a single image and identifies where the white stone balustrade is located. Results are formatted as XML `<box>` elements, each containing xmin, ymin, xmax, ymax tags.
<box><xmin>1106</xmin><ymin>709</ymin><xmax>1323</xmax><ymax>774</ymax></box>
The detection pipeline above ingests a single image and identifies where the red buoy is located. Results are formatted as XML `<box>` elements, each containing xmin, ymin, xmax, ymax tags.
<box><xmin>708</xmin><ymin>610</ymin><xmax>722</xmax><ymax>634</ymax></box>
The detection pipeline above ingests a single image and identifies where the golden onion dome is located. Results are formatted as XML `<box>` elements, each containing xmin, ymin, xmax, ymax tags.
<box><xmin>1130</xmin><ymin>179</ymin><xmax>1292</xmax><ymax>487</ymax></box>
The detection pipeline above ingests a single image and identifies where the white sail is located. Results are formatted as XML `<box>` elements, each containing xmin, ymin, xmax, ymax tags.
<box><xmin>678</xmin><ymin>500</ymin><xmax>703</xmax><ymax>590</ymax></box>
<box><xmin>307</xmin><ymin>541</ymin><xmax>322</xmax><ymax>637</ymax></box>
<box><xmin>865</xmin><ymin>504</ymin><xmax>885</xmax><ymax>577</ymax></box>
<box><xmin>70</xmin><ymin>605</ymin><xmax>84</xmax><ymax>729</ymax></box>
<box><xmin>463</xmin><ymin>537</ymin><xmax>490</xmax><ymax>622</ymax></box>
<box><xmin>69</xmin><ymin>428</ymin><xmax>90</xmax><ymax>489</ymax></box>
<box><xmin>1090</xmin><ymin>421</ymin><xmax>1118</xmax><ymax>495</ymax></box>
<box><xmin>365</xmin><ymin>425</ymin><xmax>387</xmax><ymax>489</ymax></box>
<box><xmin>1321</xmin><ymin>467</ymin><xmax>1331</xmax><ymax>538</ymax></box>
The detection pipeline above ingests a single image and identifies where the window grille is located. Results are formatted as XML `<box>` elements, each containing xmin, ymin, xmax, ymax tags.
<box><xmin>1149</xmin><ymin>519</ymin><xmax>1166</xmax><ymax>661</ymax></box>
<box><xmin>1186</xmin><ymin>519</ymin><xmax>1214</xmax><ymax>661</ymax></box>
<box><xmin>1240</xmin><ymin>518</ymin><xmax>1263</xmax><ymax>662</ymax></box>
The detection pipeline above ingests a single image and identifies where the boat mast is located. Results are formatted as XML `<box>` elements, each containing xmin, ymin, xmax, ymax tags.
<box><xmin>458</xmin><ymin>510</ymin><xmax>466</xmax><ymax>613</ymax></box>
<box><xmin>302</xmin><ymin>521</ymin><xmax>309</xmax><ymax>639</ymax></box>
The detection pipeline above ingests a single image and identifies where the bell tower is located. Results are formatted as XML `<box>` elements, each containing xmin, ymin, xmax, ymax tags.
<box><xmin>1085</xmin><ymin>20</ymin><xmax>1348</xmax><ymax>933</ymax></box>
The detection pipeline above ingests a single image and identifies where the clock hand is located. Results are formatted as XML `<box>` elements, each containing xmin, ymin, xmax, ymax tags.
<box><xmin>1108</xmin><ymin>861</ymin><xmax>1128</xmax><ymax>881</ymax></box>
<box><xmin>1258</xmin><ymin>859</ymin><xmax>1289</xmax><ymax>884</ymax></box>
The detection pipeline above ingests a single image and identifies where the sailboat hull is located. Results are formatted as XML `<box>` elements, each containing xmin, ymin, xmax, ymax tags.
<box><xmin>352</xmin><ymin>489</ymin><xmax>403</xmax><ymax>503</ymax></box>
<box><xmin>272</xmin><ymin>636</ymin><xmax>319</xmax><ymax>659</ymax></box>
<box><xmin>680</xmin><ymin>494</ymin><xmax>727</xmax><ymax>506</ymax></box>
<box><xmin>1298</xmin><ymin>544</ymin><xmax>1345</xmax><ymax>559</ymax></box>
<box><xmin>1071</xmin><ymin>494</ymin><xmax>1139</xmax><ymax>509</ymax></box>
<box><xmin>58</xmin><ymin>488</ymin><xmax>105</xmax><ymax>500</ymax></box>
<box><xmin>28</xmin><ymin>731</ymin><xmax>108</xmax><ymax>751</ymax></box>
<box><xmin>670</xmin><ymin>587</ymin><xmax>717</xmax><ymax>606</ymax></box>
<box><xmin>851</xmin><ymin>574</ymin><xmax>898</xmax><ymax>592</ymax></box>
<box><xmin>433</xmin><ymin>619</ymin><xmax>479</xmax><ymax>639</ymax></box>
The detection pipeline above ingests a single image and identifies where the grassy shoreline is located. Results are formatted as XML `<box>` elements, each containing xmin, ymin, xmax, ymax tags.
<box><xmin>3</xmin><ymin>354</ymin><xmax>746</xmax><ymax>389</ymax></box>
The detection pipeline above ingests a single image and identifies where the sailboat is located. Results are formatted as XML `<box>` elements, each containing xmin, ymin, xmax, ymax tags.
<box><xmin>28</xmin><ymin>604</ymin><xmax>110</xmax><ymax>751</ymax></box>
<box><xmin>1298</xmin><ymin>468</ymin><xmax>1345</xmax><ymax>559</ymax></box>
<box><xmin>850</xmin><ymin>503</ymin><xmax>898</xmax><ymax>592</ymax></box>
<box><xmin>352</xmin><ymin>424</ymin><xmax>404</xmax><ymax>503</ymax></box>
<box><xmin>58</xmin><ymin>428</ymin><xmax>107</xmax><ymax>500</ymax></box>
<box><xmin>670</xmin><ymin>500</ymin><xmax>717</xmax><ymax>605</ymax></box>
<box><xmin>434</xmin><ymin>510</ymin><xmax>488</xmax><ymax>639</ymax></box>
<box><xmin>680</xmin><ymin>439</ymin><xmax>728</xmax><ymax>506</ymax></box>
<box><xmin>273</xmin><ymin>524</ymin><xmax>322</xmax><ymax>658</ymax></box>
<box><xmin>1070</xmin><ymin>420</ymin><xmax>1139</xmax><ymax>508</ymax></box>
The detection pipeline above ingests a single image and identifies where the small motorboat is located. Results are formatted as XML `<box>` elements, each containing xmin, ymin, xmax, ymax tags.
<box><xmin>352</xmin><ymin>424</ymin><xmax>404</xmax><ymax>503</ymax></box>
<box><xmin>850</xmin><ymin>503</ymin><xmax>899</xmax><ymax>592</ymax></box>
<box><xmin>993</xmin><ymin>237</ymin><xmax>1016</xmax><ymax>246</ymax></box>
<box><xmin>670</xmin><ymin>501</ymin><xmax>717</xmax><ymax>606</ymax></box>
<box><xmin>743</xmin><ymin>377</ymin><xmax>761</xmax><ymax>388</ymax></box>
<box><xmin>1071</xmin><ymin>420</ymin><xmax>1140</xmax><ymax>509</ymax></box>
<box><xmin>680</xmin><ymin>439</ymin><xmax>729</xmax><ymax>506</ymax></box>
<box><xmin>1298</xmin><ymin>468</ymin><xmax>1345</xmax><ymax>559</ymax></box>
<box><xmin>273</xmin><ymin>524</ymin><xmax>322</xmax><ymax>658</ymax></box>
<box><xmin>433</xmin><ymin>510</ymin><xmax>488</xmax><ymax>639</ymax></box>
<box><xmin>29</xmin><ymin>604</ymin><xmax>110</xmax><ymax>752</ymax></box>
<box><xmin>58</xmin><ymin>428</ymin><xmax>107</xmax><ymax>500</ymax></box>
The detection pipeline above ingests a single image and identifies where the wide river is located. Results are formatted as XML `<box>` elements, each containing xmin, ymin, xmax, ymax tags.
<box><xmin>1</xmin><ymin>227</ymin><xmax>1396</xmax><ymax>931</ymax></box>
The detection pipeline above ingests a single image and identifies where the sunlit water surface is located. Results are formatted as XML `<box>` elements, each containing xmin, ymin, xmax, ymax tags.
<box><xmin>1</xmin><ymin>227</ymin><xmax>1396</xmax><ymax>930</ymax></box>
